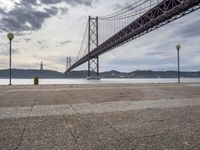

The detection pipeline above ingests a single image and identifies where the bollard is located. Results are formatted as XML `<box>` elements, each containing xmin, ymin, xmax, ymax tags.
<box><xmin>34</xmin><ymin>76</ymin><xmax>39</xmax><ymax>85</ymax></box>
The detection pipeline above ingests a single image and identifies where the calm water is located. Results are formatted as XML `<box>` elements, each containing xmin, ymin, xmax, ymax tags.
<box><xmin>0</xmin><ymin>78</ymin><xmax>200</xmax><ymax>85</ymax></box>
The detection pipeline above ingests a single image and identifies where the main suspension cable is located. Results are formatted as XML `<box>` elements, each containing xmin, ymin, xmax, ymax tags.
<box><xmin>75</xmin><ymin>22</ymin><xmax>89</xmax><ymax>62</ymax></box>
<box><xmin>100</xmin><ymin>0</ymin><xmax>150</xmax><ymax>19</ymax></box>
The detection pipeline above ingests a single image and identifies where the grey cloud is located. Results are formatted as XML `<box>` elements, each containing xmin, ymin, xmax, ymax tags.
<box><xmin>0</xmin><ymin>7</ymin><xmax>5</xmax><ymax>15</ymax></box>
<box><xmin>0</xmin><ymin>48</ymin><xmax>19</xmax><ymax>56</ymax></box>
<box><xmin>144</xmin><ymin>12</ymin><xmax>200</xmax><ymax>58</ymax></box>
<box><xmin>114</xmin><ymin>2</ymin><xmax>130</xmax><ymax>10</ymax></box>
<box><xmin>178</xmin><ymin>19</ymin><xmax>200</xmax><ymax>38</ymax></box>
<box><xmin>1</xmin><ymin>5</ymin><xmax>60</xmax><ymax>32</ymax></box>
<box><xmin>37</xmin><ymin>40</ymin><xmax>44</xmax><ymax>45</ymax></box>
<box><xmin>13</xmin><ymin>0</ymin><xmax>37</xmax><ymax>5</ymax></box>
<box><xmin>24</xmin><ymin>38</ymin><xmax>31</xmax><ymax>42</ymax></box>
<box><xmin>40</xmin><ymin>0</ymin><xmax>93</xmax><ymax>6</ymax></box>
<box><xmin>37</xmin><ymin>40</ymin><xmax>49</xmax><ymax>49</ymax></box>
<box><xmin>146</xmin><ymin>51</ymin><xmax>166</xmax><ymax>56</ymax></box>
<box><xmin>13</xmin><ymin>48</ymin><xmax>20</xmax><ymax>54</ymax></box>
<box><xmin>0</xmin><ymin>0</ymin><xmax>94</xmax><ymax>33</ymax></box>
<box><xmin>34</xmin><ymin>54</ymin><xmax>71</xmax><ymax>65</ymax></box>
<box><xmin>0</xmin><ymin>51</ymin><xmax>8</xmax><ymax>56</ymax></box>
<box><xmin>104</xmin><ymin>56</ymin><xmax>178</xmax><ymax>71</ymax></box>
<box><xmin>145</xmin><ymin>42</ymin><xmax>177</xmax><ymax>57</ymax></box>
<box><xmin>111</xmin><ymin>56</ymin><xmax>176</xmax><ymax>66</ymax></box>
<box><xmin>30</xmin><ymin>0</ymin><xmax>38</xmax><ymax>4</ymax></box>
<box><xmin>40</xmin><ymin>0</ymin><xmax>61</xmax><ymax>4</ymax></box>
<box><xmin>60</xmin><ymin>7</ymin><xmax>68</xmax><ymax>14</ymax></box>
<box><xmin>56</xmin><ymin>40</ymin><xmax>71</xmax><ymax>47</ymax></box>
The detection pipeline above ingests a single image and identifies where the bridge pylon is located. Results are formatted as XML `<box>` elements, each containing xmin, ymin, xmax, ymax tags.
<box><xmin>87</xmin><ymin>16</ymin><xmax>100</xmax><ymax>80</ymax></box>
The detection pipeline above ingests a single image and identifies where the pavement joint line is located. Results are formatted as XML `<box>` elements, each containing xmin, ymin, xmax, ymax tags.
<box><xmin>68</xmin><ymin>104</ymin><xmax>96</xmax><ymax>145</ymax></box>
<box><xmin>89</xmin><ymin>112</ymin><xmax>138</xmax><ymax>149</ymax></box>
<box><xmin>63</xmin><ymin>115</ymin><xmax>81</xmax><ymax>150</ymax></box>
<box><xmin>15</xmin><ymin>99</ymin><xmax>36</xmax><ymax>150</ymax></box>
<box><xmin>65</xmin><ymin>103</ymin><xmax>100</xmax><ymax>150</ymax></box>
<box><xmin>68</xmin><ymin>104</ymin><xmax>133</xmax><ymax>149</ymax></box>
<box><xmin>0</xmin><ymin>98</ymin><xmax>200</xmax><ymax>120</ymax></box>
<box><xmin>65</xmin><ymin>104</ymin><xmax>82</xmax><ymax>147</ymax></box>
<box><xmin>69</xmin><ymin>104</ymin><xmax>78</xmax><ymax>113</ymax></box>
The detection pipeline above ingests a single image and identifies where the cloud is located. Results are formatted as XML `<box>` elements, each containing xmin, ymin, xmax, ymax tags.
<box><xmin>146</xmin><ymin>51</ymin><xmax>166</xmax><ymax>56</ymax></box>
<box><xmin>177</xmin><ymin>19</ymin><xmax>200</xmax><ymax>38</ymax></box>
<box><xmin>0</xmin><ymin>48</ymin><xmax>19</xmax><ymax>56</ymax></box>
<box><xmin>56</xmin><ymin>40</ymin><xmax>71</xmax><ymax>47</ymax></box>
<box><xmin>24</xmin><ymin>0</ymin><xmax>38</xmax><ymax>5</ymax></box>
<box><xmin>113</xmin><ymin>2</ymin><xmax>131</xmax><ymax>11</ymax></box>
<box><xmin>1</xmin><ymin>5</ymin><xmax>60</xmax><ymax>32</ymax></box>
<box><xmin>24</xmin><ymin>38</ymin><xmax>31</xmax><ymax>42</ymax></box>
<box><xmin>40</xmin><ymin>0</ymin><xmax>94</xmax><ymax>6</ymax></box>
<box><xmin>37</xmin><ymin>40</ymin><xmax>50</xmax><ymax>49</ymax></box>
<box><xmin>0</xmin><ymin>0</ymin><xmax>94</xmax><ymax>33</ymax></box>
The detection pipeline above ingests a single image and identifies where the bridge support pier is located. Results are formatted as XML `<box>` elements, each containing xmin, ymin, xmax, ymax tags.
<box><xmin>87</xmin><ymin>16</ymin><xmax>100</xmax><ymax>80</ymax></box>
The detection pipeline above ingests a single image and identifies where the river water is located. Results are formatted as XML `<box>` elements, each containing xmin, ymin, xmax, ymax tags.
<box><xmin>0</xmin><ymin>78</ymin><xmax>200</xmax><ymax>85</ymax></box>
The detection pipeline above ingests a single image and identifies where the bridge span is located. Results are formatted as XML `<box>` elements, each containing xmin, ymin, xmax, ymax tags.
<box><xmin>66</xmin><ymin>0</ymin><xmax>200</xmax><ymax>78</ymax></box>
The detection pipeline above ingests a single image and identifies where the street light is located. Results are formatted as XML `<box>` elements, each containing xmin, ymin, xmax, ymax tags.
<box><xmin>176</xmin><ymin>44</ymin><xmax>181</xmax><ymax>83</ymax></box>
<box><xmin>7</xmin><ymin>33</ymin><xmax>14</xmax><ymax>86</ymax></box>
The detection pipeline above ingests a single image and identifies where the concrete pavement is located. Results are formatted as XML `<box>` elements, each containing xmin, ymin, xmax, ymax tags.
<box><xmin>0</xmin><ymin>83</ymin><xmax>200</xmax><ymax>149</ymax></box>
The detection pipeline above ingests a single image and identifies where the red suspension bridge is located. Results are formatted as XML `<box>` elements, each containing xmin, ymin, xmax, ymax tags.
<box><xmin>66</xmin><ymin>0</ymin><xmax>200</xmax><ymax>78</ymax></box>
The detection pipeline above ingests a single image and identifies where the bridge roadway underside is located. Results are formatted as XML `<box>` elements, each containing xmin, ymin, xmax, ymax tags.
<box><xmin>0</xmin><ymin>83</ymin><xmax>200</xmax><ymax>149</ymax></box>
<box><xmin>67</xmin><ymin>0</ymin><xmax>200</xmax><ymax>72</ymax></box>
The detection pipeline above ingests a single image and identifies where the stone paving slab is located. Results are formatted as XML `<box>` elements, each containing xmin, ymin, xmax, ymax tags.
<box><xmin>0</xmin><ymin>106</ymin><xmax>32</xmax><ymax>120</ymax></box>
<box><xmin>63</xmin><ymin>114</ymin><xmax>136</xmax><ymax>150</ymax></box>
<box><xmin>18</xmin><ymin>116</ymin><xmax>77</xmax><ymax>150</ymax></box>
<box><xmin>0</xmin><ymin>106</ymin><xmax>200</xmax><ymax>149</ymax></box>
<box><xmin>1</xmin><ymin>98</ymin><xmax>200</xmax><ymax>120</ymax></box>
<box><xmin>30</xmin><ymin>104</ymin><xmax>75</xmax><ymax>117</ymax></box>
<box><xmin>1</xmin><ymin>84</ymin><xmax>200</xmax><ymax>108</ymax></box>
<box><xmin>94</xmin><ymin>106</ymin><xmax>200</xmax><ymax>150</ymax></box>
<box><xmin>0</xmin><ymin>119</ymin><xmax>27</xmax><ymax>150</ymax></box>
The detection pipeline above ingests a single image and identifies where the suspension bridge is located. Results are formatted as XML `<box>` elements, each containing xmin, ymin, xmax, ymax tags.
<box><xmin>66</xmin><ymin>0</ymin><xmax>200</xmax><ymax>78</ymax></box>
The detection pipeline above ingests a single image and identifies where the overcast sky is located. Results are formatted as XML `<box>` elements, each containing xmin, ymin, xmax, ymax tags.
<box><xmin>0</xmin><ymin>0</ymin><xmax>200</xmax><ymax>72</ymax></box>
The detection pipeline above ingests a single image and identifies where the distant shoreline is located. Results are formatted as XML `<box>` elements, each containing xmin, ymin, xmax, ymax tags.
<box><xmin>0</xmin><ymin>69</ymin><xmax>200</xmax><ymax>78</ymax></box>
<box><xmin>1</xmin><ymin>77</ymin><xmax>200</xmax><ymax>79</ymax></box>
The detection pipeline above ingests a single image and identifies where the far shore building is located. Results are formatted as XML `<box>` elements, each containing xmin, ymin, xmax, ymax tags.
<box><xmin>40</xmin><ymin>62</ymin><xmax>43</xmax><ymax>71</ymax></box>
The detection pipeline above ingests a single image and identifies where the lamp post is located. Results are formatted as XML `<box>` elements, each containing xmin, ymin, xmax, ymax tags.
<box><xmin>176</xmin><ymin>44</ymin><xmax>181</xmax><ymax>83</ymax></box>
<box><xmin>7</xmin><ymin>33</ymin><xmax>14</xmax><ymax>86</ymax></box>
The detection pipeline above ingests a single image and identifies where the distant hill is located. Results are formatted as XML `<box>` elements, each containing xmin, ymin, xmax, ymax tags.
<box><xmin>65</xmin><ymin>70</ymin><xmax>200</xmax><ymax>78</ymax></box>
<box><xmin>0</xmin><ymin>69</ymin><xmax>200</xmax><ymax>79</ymax></box>
<box><xmin>0</xmin><ymin>69</ymin><xmax>64</xmax><ymax>79</ymax></box>
<box><xmin>64</xmin><ymin>70</ymin><xmax>88</xmax><ymax>78</ymax></box>
<box><xmin>102</xmin><ymin>70</ymin><xmax>200</xmax><ymax>78</ymax></box>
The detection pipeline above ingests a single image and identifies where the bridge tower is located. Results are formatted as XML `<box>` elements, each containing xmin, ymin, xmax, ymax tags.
<box><xmin>87</xmin><ymin>16</ymin><xmax>100</xmax><ymax>79</ymax></box>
